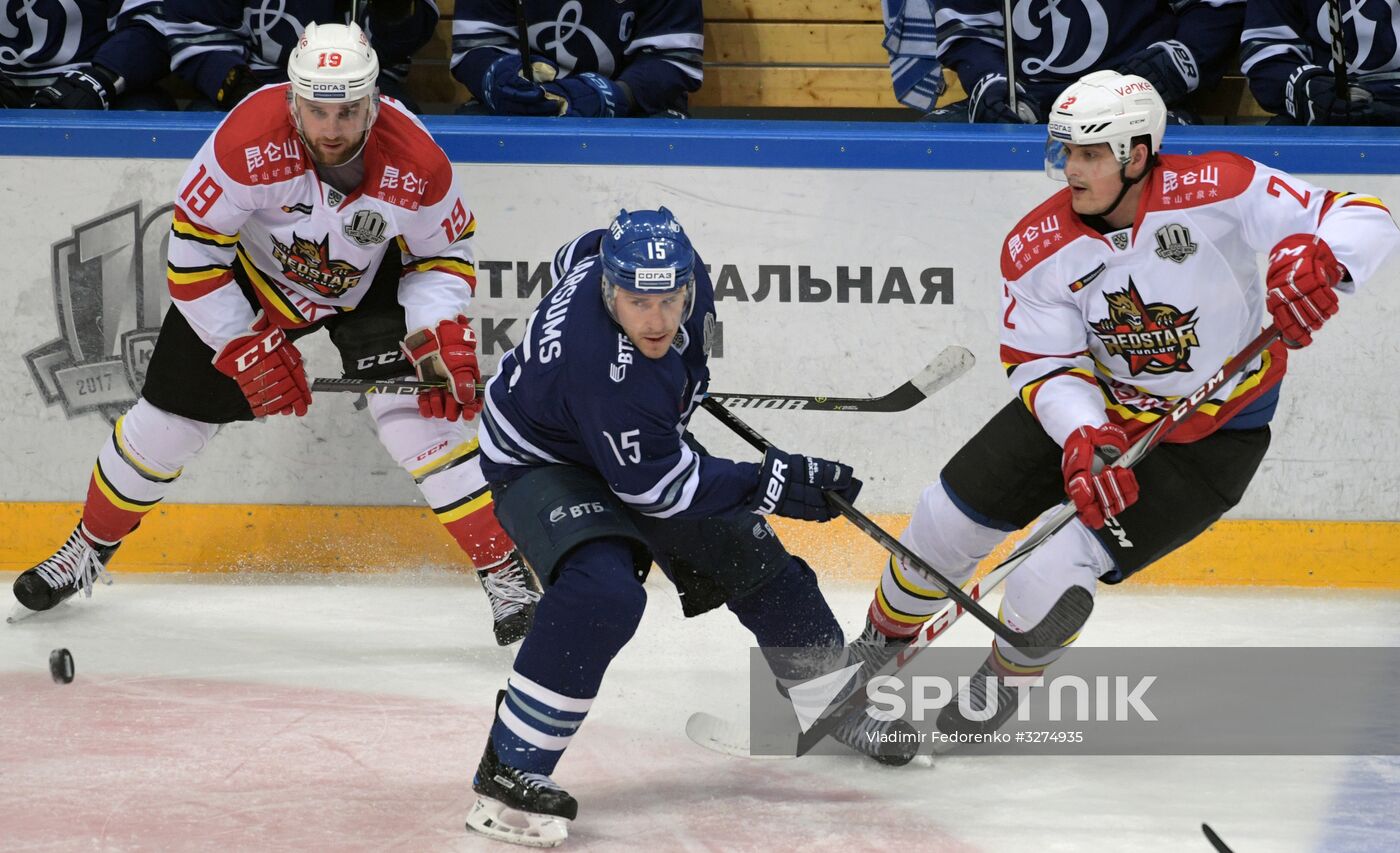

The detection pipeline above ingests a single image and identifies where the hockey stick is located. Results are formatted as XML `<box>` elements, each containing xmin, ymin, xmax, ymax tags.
<box><xmin>1003</xmin><ymin>0</ymin><xmax>1018</xmax><ymax>116</ymax></box>
<box><xmin>513</xmin><ymin>0</ymin><xmax>535</xmax><ymax>84</ymax></box>
<box><xmin>1327</xmin><ymin>0</ymin><xmax>1348</xmax><ymax>101</ymax></box>
<box><xmin>700</xmin><ymin>396</ymin><xmax>1067</xmax><ymax>652</ymax></box>
<box><xmin>1202</xmin><ymin>824</ymin><xmax>1236</xmax><ymax>853</ymax></box>
<box><xmin>310</xmin><ymin>345</ymin><xmax>975</xmax><ymax>413</ymax></box>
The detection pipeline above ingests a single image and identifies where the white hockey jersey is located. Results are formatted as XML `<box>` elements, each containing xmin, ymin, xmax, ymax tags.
<box><xmin>1000</xmin><ymin>151</ymin><xmax>1400</xmax><ymax>447</ymax></box>
<box><xmin>166</xmin><ymin>84</ymin><xmax>477</xmax><ymax>351</ymax></box>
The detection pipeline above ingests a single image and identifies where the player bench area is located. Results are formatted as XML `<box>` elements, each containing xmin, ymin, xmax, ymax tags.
<box><xmin>411</xmin><ymin>0</ymin><xmax>1270</xmax><ymax>120</ymax></box>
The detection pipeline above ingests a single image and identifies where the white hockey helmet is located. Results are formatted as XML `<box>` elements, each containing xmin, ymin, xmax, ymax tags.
<box><xmin>287</xmin><ymin>22</ymin><xmax>379</xmax><ymax>104</ymax></box>
<box><xmin>1045</xmin><ymin>70</ymin><xmax>1166</xmax><ymax>181</ymax></box>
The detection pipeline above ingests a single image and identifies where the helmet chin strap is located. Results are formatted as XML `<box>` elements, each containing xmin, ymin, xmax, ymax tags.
<box><xmin>1086</xmin><ymin>154</ymin><xmax>1156</xmax><ymax>220</ymax></box>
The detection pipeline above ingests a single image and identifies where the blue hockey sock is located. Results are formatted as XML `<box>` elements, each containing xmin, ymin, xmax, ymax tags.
<box><xmin>727</xmin><ymin>556</ymin><xmax>844</xmax><ymax>680</ymax></box>
<box><xmin>490</xmin><ymin>538</ymin><xmax>647</xmax><ymax>775</ymax></box>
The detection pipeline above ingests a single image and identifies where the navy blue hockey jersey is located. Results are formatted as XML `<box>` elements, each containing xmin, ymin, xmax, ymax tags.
<box><xmin>1241</xmin><ymin>0</ymin><xmax>1400</xmax><ymax>113</ymax></box>
<box><xmin>451</xmin><ymin>0</ymin><xmax>703</xmax><ymax>116</ymax></box>
<box><xmin>479</xmin><ymin>231</ymin><xmax>760</xmax><ymax>520</ymax></box>
<box><xmin>1</xmin><ymin>0</ymin><xmax>169</xmax><ymax>90</ymax></box>
<box><xmin>934</xmin><ymin>0</ymin><xmax>1244</xmax><ymax>109</ymax></box>
<box><xmin>166</xmin><ymin>0</ymin><xmax>438</xmax><ymax>102</ymax></box>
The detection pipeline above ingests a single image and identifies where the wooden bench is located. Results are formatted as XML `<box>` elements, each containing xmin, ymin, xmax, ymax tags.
<box><xmin>412</xmin><ymin>1</ymin><xmax>1270</xmax><ymax>120</ymax></box>
<box><xmin>409</xmin><ymin>0</ymin><xmax>964</xmax><ymax>113</ymax></box>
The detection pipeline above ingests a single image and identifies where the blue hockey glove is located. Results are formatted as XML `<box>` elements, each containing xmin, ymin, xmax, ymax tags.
<box><xmin>1116</xmin><ymin>40</ymin><xmax>1199</xmax><ymax>105</ymax></box>
<box><xmin>967</xmin><ymin>73</ymin><xmax>1039</xmax><ymax>123</ymax></box>
<box><xmin>482</xmin><ymin>53</ymin><xmax>562</xmax><ymax>116</ymax></box>
<box><xmin>751</xmin><ymin>449</ymin><xmax>862</xmax><ymax>522</ymax></box>
<box><xmin>1284</xmin><ymin>64</ymin><xmax>1373</xmax><ymax>125</ymax></box>
<box><xmin>31</xmin><ymin>64</ymin><xmax>122</xmax><ymax>110</ymax></box>
<box><xmin>543</xmin><ymin>73</ymin><xmax>627</xmax><ymax>118</ymax></box>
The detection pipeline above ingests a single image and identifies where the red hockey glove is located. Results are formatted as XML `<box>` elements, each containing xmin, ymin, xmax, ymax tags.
<box><xmin>402</xmin><ymin>315</ymin><xmax>481</xmax><ymax>421</ymax></box>
<box><xmin>1266</xmin><ymin>234</ymin><xmax>1344</xmax><ymax>349</ymax></box>
<box><xmin>1061</xmin><ymin>424</ymin><xmax>1139</xmax><ymax>530</ymax></box>
<box><xmin>213</xmin><ymin>313</ymin><xmax>311</xmax><ymax>417</ymax></box>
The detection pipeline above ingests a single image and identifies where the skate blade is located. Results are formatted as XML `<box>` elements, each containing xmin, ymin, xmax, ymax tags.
<box><xmin>6</xmin><ymin>602</ymin><xmax>41</xmax><ymax>624</ymax></box>
<box><xmin>465</xmin><ymin>795</ymin><xmax>570</xmax><ymax>848</ymax></box>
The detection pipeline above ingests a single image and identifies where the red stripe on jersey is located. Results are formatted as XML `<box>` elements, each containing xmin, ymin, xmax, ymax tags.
<box><xmin>167</xmin><ymin>269</ymin><xmax>233</xmax><ymax>300</ymax></box>
<box><xmin>1343</xmin><ymin>199</ymin><xmax>1389</xmax><ymax>212</ymax></box>
<box><xmin>1317</xmin><ymin>191</ymin><xmax>1341</xmax><ymax>225</ymax></box>
<box><xmin>415</xmin><ymin>262</ymin><xmax>477</xmax><ymax>291</ymax></box>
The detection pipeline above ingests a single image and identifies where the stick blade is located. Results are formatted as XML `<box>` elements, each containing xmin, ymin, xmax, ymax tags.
<box><xmin>1010</xmin><ymin>584</ymin><xmax>1094</xmax><ymax>651</ymax></box>
<box><xmin>913</xmin><ymin>346</ymin><xmax>976</xmax><ymax>398</ymax></box>
<box><xmin>685</xmin><ymin>712</ymin><xmax>792</xmax><ymax>760</ymax></box>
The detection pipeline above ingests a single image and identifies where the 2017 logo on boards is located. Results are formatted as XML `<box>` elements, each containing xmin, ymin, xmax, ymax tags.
<box><xmin>24</xmin><ymin>203</ymin><xmax>173</xmax><ymax>423</ymax></box>
<box><xmin>1091</xmin><ymin>279</ymin><xmax>1200</xmax><ymax>376</ymax></box>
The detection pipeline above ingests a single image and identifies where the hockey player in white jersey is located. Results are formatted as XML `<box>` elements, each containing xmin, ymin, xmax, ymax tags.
<box><xmin>11</xmin><ymin>23</ymin><xmax>542</xmax><ymax>646</ymax></box>
<box><xmin>849</xmin><ymin>70</ymin><xmax>1400</xmax><ymax>738</ymax></box>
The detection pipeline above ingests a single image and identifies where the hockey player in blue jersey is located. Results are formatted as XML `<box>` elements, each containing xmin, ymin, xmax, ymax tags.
<box><xmin>166</xmin><ymin>0</ymin><xmax>437</xmax><ymax>109</ymax></box>
<box><xmin>929</xmin><ymin>0</ymin><xmax>1245</xmax><ymax>122</ymax></box>
<box><xmin>1241</xmin><ymin>0</ymin><xmax>1400</xmax><ymax>125</ymax></box>
<box><xmin>463</xmin><ymin>209</ymin><xmax>907</xmax><ymax>847</ymax></box>
<box><xmin>451</xmin><ymin>0</ymin><xmax>703</xmax><ymax>117</ymax></box>
<box><xmin>1</xmin><ymin>0</ymin><xmax>174</xmax><ymax>110</ymax></box>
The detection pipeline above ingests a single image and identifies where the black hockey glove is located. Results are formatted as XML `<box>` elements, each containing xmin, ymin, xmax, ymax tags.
<box><xmin>216</xmin><ymin>64</ymin><xmax>261</xmax><ymax>110</ymax></box>
<box><xmin>1116</xmin><ymin>40</ymin><xmax>1199</xmax><ymax>105</ymax></box>
<box><xmin>1</xmin><ymin>72</ymin><xmax>28</xmax><ymax>108</ymax></box>
<box><xmin>750</xmin><ymin>449</ymin><xmax>862</xmax><ymax>523</ymax></box>
<box><xmin>30</xmin><ymin>64</ymin><xmax>123</xmax><ymax>110</ymax></box>
<box><xmin>967</xmin><ymin>73</ymin><xmax>1039</xmax><ymax>123</ymax></box>
<box><xmin>1284</xmin><ymin>64</ymin><xmax>1373</xmax><ymax>125</ymax></box>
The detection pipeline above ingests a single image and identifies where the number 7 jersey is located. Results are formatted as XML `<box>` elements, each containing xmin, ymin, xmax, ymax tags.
<box><xmin>166</xmin><ymin>84</ymin><xmax>477</xmax><ymax>351</ymax></box>
<box><xmin>999</xmin><ymin>151</ymin><xmax>1400</xmax><ymax>447</ymax></box>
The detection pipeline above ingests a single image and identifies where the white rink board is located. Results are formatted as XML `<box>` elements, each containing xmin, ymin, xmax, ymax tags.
<box><xmin>1</xmin><ymin>156</ymin><xmax>1398</xmax><ymax>520</ymax></box>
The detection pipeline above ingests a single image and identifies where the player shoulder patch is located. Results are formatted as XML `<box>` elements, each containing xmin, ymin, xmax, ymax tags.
<box><xmin>1000</xmin><ymin>188</ymin><xmax>1082</xmax><ymax>280</ymax></box>
<box><xmin>365</xmin><ymin>103</ymin><xmax>454</xmax><ymax>211</ymax></box>
<box><xmin>212</xmin><ymin>85</ymin><xmax>307</xmax><ymax>187</ymax></box>
<box><xmin>1149</xmin><ymin>152</ymin><xmax>1254</xmax><ymax>212</ymax></box>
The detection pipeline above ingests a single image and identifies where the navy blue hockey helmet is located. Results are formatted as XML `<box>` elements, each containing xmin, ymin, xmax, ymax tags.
<box><xmin>600</xmin><ymin>207</ymin><xmax>696</xmax><ymax>321</ymax></box>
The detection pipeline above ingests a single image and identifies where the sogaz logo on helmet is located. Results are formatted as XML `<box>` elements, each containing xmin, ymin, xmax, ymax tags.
<box><xmin>635</xmin><ymin>268</ymin><xmax>676</xmax><ymax>290</ymax></box>
<box><xmin>1049</xmin><ymin>121</ymin><xmax>1073</xmax><ymax>140</ymax></box>
<box><xmin>312</xmin><ymin>82</ymin><xmax>347</xmax><ymax>99</ymax></box>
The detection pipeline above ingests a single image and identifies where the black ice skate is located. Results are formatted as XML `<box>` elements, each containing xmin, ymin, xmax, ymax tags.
<box><xmin>821</xmin><ymin>620</ymin><xmax>920</xmax><ymax>765</ymax></box>
<box><xmin>477</xmin><ymin>551</ymin><xmax>542</xmax><ymax>645</ymax></box>
<box><xmin>935</xmin><ymin>650</ymin><xmax>1036</xmax><ymax>743</ymax></box>
<box><xmin>10</xmin><ymin>524</ymin><xmax>119</xmax><ymax>621</ymax></box>
<box><xmin>846</xmin><ymin>616</ymin><xmax>914</xmax><ymax>672</ymax></box>
<box><xmin>466</xmin><ymin>730</ymin><xmax>578</xmax><ymax>847</ymax></box>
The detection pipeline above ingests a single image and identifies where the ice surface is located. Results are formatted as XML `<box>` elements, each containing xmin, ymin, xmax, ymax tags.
<box><xmin>2</xmin><ymin>571</ymin><xmax>1396</xmax><ymax>852</ymax></box>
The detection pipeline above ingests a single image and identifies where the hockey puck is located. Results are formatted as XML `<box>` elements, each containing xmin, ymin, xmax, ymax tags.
<box><xmin>49</xmin><ymin>648</ymin><xmax>74</xmax><ymax>684</ymax></box>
